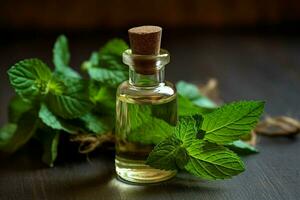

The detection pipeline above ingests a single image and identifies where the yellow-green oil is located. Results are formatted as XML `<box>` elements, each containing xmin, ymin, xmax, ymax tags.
<box><xmin>115</xmin><ymin>83</ymin><xmax>177</xmax><ymax>184</ymax></box>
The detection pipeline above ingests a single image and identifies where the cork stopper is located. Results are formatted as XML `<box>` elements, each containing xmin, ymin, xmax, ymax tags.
<box><xmin>129</xmin><ymin>25</ymin><xmax>162</xmax><ymax>55</ymax></box>
<box><xmin>128</xmin><ymin>26</ymin><xmax>162</xmax><ymax>74</ymax></box>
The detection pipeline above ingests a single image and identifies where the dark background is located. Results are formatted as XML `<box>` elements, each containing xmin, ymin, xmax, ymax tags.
<box><xmin>1</xmin><ymin>0</ymin><xmax>300</xmax><ymax>29</ymax></box>
<box><xmin>0</xmin><ymin>1</ymin><xmax>300</xmax><ymax>199</ymax></box>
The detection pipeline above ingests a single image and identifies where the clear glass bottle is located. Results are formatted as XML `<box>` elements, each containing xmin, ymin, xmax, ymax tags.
<box><xmin>115</xmin><ymin>49</ymin><xmax>177</xmax><ymax>184</ymax></box>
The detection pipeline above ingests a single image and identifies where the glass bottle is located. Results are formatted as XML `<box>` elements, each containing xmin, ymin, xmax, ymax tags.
<box><xmin>115</xmin><ymin>49</ymin><xmax>177</xmax><ymax>184</ymax></box>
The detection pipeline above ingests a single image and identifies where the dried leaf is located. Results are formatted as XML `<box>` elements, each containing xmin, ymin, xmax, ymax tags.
<box><xmin>244</xmin><ymin>131</ymin><xmax>258</xmax><ymax>146</ymax></box>
<box><xmin>70</xmin><ymin>132</ymin><xmax>115</xmax><ymax>154</ymax></box>
<box><xmin>255</xmin><ymin>116</ymin><xmax>300</xmax><ymax>137</ymax></box>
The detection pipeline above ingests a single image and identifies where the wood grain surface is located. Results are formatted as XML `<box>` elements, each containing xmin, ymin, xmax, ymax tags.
<box><xmin>0</xmin><ymin>30</ymin><xmax>299</xmax><ymax>200</ymax></box>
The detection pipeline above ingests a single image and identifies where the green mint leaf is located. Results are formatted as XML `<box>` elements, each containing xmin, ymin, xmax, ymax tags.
<box><xmin>53</xmin><ymin>35</ymin><xmax>80</xmax><ymax>78</ymax></box>
<box><xmin>8</xmin><ymin>96</ymin><xmax>33</xmax><ymax>123</ymax></box>
<box><xmin>82</xmin><ymin>39</ymin><xmax>129</xmax><ymax>87</ymax></box>
<box><xmin>53</xmin><ymin>35</ymin><xmax>70</xmax><ymax>69</ymax></box>
<box><xmin>39</xmin><ymin>103</ymin><xmax>79</xmax><ymax>134</ymax></box>
<box><xmin>89</xmin><ymin>82</ymin><xmax>116</xmax><ymax>115</ymax></box>
<box><xmin>87</xmin><ymin>67</ymin><xmax>128</xmax><ymax>87</ymax></box>
<box><xmin>128</xmin><ymin>117</ymin><xmax>175</xmax><ymax>145</ymax></box>
<box><xmin>0</xmin><ymin>123</ymin><xmax>17</xmax><ymax>148</ymax></box>
<box><xmin>42</xmin><ymin>133</ymin><xmax>59</xmax><ymax>167</ymax></box>
<box><xmin>175</xmin><ymin>145</ymin><xmax>190</xmax><ymax>169</ymax></box>
<box><xmin>174</xmin><ymin>116</ymin><xmax>198</xmax><ymax>147</ymax></box>
<box><xmin>178</xmin><ymin>95</ymin><xmax>213</xmax><ymax>116</ymax></box>
<box><xmin>0</xmin><ymin>110</ymin><xmax>38</xmax><ymax>154</ymax></box>
<box><xmin>99</xmin><ymin>38</ymin><xmax>128</xmax><ymax>55</ymax></box>
<box><xmin>125</xmin><ymin>105</ymin><xmax>175</xmax><ymax>144</ymax></box>
<box><xmin>177</xmin><ymin>81</ymin><xmax>216</xmax><ymax>108</ymax></box>
<box><xmin>226</xmin><ymin>140</ymin><xmax>259</xmax><ymax>155</ymax></box>
<box><xmin>185</xmin><ymin>140</ymin><xmax>245</xmax><ymax>180</ymax></box>
<box><xmin>146</xmin><ymin>115</ymin><xmax>205</xmax><ymax>171</ymax></box>
<box><xmin>37</xmin><ymin>129</ymin><xmax>60</xmax><ymax>167</ymax></box>
<box><xmin>89</xmin><ymin>81</ymin><xmax>115</xmax><ymax>103</ymax></box>
<box><xmin>46</xmin><ymin>76</ymin><xmax>93</xmax><ymax>119</ymax></box>
<box><xmin>202</xmin><ymin>101</ymin><xmax>265</xmax><ymax>144</ymax></box>
<box><xmin>81</xmin><ymin>113</ymin><xmax>114</xmax><ymax>135</ymax></box>
<box><xmin>151</xmin><ymin>98</ymin><xmax>177</xmax><ymax>126</ymax></box>
<box><xmin>7</xmin><ymin>58</ymin><xmax>52</xmax><ymax>100</ymax></box>
<box><xmin>146</xmin><ymin>136</ymin><xmax>188</xmax><ymax>170</ymax></box>
<box><xmin>81</xmin><ymin>52</ymin><xmax>98</xmax><ymax>71</ymax></box>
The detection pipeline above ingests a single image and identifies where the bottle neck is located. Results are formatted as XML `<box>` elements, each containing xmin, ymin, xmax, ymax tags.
<box><xmin>129</xmin><ymin>67</ymin><xmax>165</xmax><ymax>87</ymax></box>
<box><xmin>122</xmin><ymin>49</ymin><xmax>170</xmax><ymax>87</ymax></box>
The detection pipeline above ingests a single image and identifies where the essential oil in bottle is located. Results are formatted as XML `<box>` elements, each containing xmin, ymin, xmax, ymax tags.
<box><xmin>115</xmin><ymin>26</ymin><xmax>178</xmax><ymax>184</ymax></box>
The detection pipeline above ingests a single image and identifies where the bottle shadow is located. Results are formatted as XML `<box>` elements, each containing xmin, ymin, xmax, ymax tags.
<box><xmin>0</xmin><ymin>144</ymin><xmax>224</xmax><ymax>199</ymax></box>
<box><xmin>62</xmin><ymin>170</ymin><xmax>223</xmax><ymax>199</ymax></box>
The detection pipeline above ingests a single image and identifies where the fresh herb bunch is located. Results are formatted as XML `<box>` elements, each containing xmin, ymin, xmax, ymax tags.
<box><xmin>0</xmin><ymin>35</ymin><xmax>264</xmax><ymax>180</ymax></box>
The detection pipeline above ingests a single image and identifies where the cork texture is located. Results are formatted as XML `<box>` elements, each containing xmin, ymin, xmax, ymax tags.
<box><xmin>128</xmin><ymin>25</ymin><xmax>162</xmax><ymax>55</ymax></box>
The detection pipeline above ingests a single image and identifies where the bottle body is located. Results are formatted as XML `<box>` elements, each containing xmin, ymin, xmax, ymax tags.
<box><xmin>115</xmin><ymin>49</ymin><xmax>177</xmax><ymax>184</ymax></box>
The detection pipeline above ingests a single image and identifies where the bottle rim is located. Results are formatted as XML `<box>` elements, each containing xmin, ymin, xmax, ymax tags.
<box><xmin>122</xmin><ymin>49</ymin><xmax>170</xmax><ymax>69</ymax></box>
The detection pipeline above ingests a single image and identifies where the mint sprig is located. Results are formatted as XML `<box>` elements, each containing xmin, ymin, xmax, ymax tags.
<box><xmin>147</xmin><ymin>101</ymin><xmax>264</xmax><ymax>180</ymax></box>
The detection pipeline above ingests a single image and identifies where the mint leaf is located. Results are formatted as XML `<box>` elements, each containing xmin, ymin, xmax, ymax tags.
<box><xmin>89</xmin><ymin>81</ymin><xmax>115</xmax><ymax>104</ymax></box>
<box><xmin>87</xmin><ymin>67</ymin><xmax>128</xmax><ymax>87</ymax></box>
<box><xmin>53</xmin><ymin>35</ymin><xmax>70</xmax><ymax>69</ymax></box>
<box><xmin>178</xmin><ymin>95</ymin><xmax>213</xmax><ymax>116</ymax></box>
<box><xmin>226</xmin><ymin>140</ymin><xmax>258</xmax><ymax>155</ymax></box>
<box><xmin>81</xmin><ymin>113</ymin><xmax>113</xmax><ymax>135</ymax></box>
<box><xmin>177</xmin><ymin>81</ymin><xmax>216</xmax><ymax>108</ymax></box>
<box><xmin>53</xmin><ymin>35</ymin><xmax>80</xmax><ymax>78</ymax></box>
<box><xmin>0</xmin><ymin>110</ymin><xmax>38</xmax><ymax>154</ymax></box>
<box><xmin>99</xmin><ymin>38</ymin><xmax>128</xmax><ymax>55</ymax></box>
<box><xmin>175</xmin><ymin>145</ymin><xmax>190</xmax><ymax>169</ymax></box>
<box><xmin>39</xmin><ymin>103</ymin><xmax>79</xmax><ymax>134</ymax></box>
<box><xmin>42</xmin><ymin>133</ymin><xmax>59</xmax><ymax>167</ymax></box>
<box><xmin>185</xmin><ymin>140</ymin><xmax>245</xmax><ymax>180</ymax></box>
<box><xmin>128</xmin><ymin>117</ymin><xmax>175</xmax><ymax>145</ymax></box>
<box><xmin>0</xmin><ymin>123</ymin><xmax>17</xmax><ymax>147</ymax></box>
<box><xmin>8</xmin><ymin>96</ymin><xmax>33</xmax><ymax>123</ymax></box>
<box><xmin>46</xmin><ymin>77</ymin><xmax>93</xmax><ymax>119</ymax></box>
<box><xmin>174</xmin><ymin>116</ymin><xmax>198</xmax><ymax>147</ymax></box>
<box><xmin>125</xmin><ymin>105</ymin><xmax>175</xmax><ymax>144</ymax></box>
<box><xmin>7</xmin><ymin>58</ymin><xmax>52</xmax><ymax>100</ymax></box>
<box><xmin>37</xmin><ymin>129</ymin><xmax>60</xmax><ymax>167</ymax></box>
<box><xmin>146</xmin><ymin>115</ymin><xmax>203</xmax><ymax>170</ymax></box>
<box><xmin>146</xmin><ymin>136</ymin><xmax>188</xmax><ymax>170</ymax></box>
<box><xmin>177</xmin><ymin>82</ymin><xmax>216</xmax><ymax>117</ymax></box>
<box><xmin>151</xmin><ymin>98</ymin><xmax>177</xmax><ymax>125</ymax></box>
<box><xmin>89</xmin><ymin>82</ymin><xmax>116</xmax><ymax>116</ymax></box>
<box><xmin>202</xmin><ymin>101</ymin><xmax>265</xmax><ymax>144</ymax></box>
<box><xmin>82</xmin><ymin>39</ymin><xmax>128</xmax><ymax>87</ymax></box>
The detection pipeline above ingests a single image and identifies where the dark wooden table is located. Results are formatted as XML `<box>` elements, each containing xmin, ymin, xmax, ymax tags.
<box><xmin>0</xmin><ymin>30</ymin><xmax>300</xmax><ymax>200</ymax></box>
